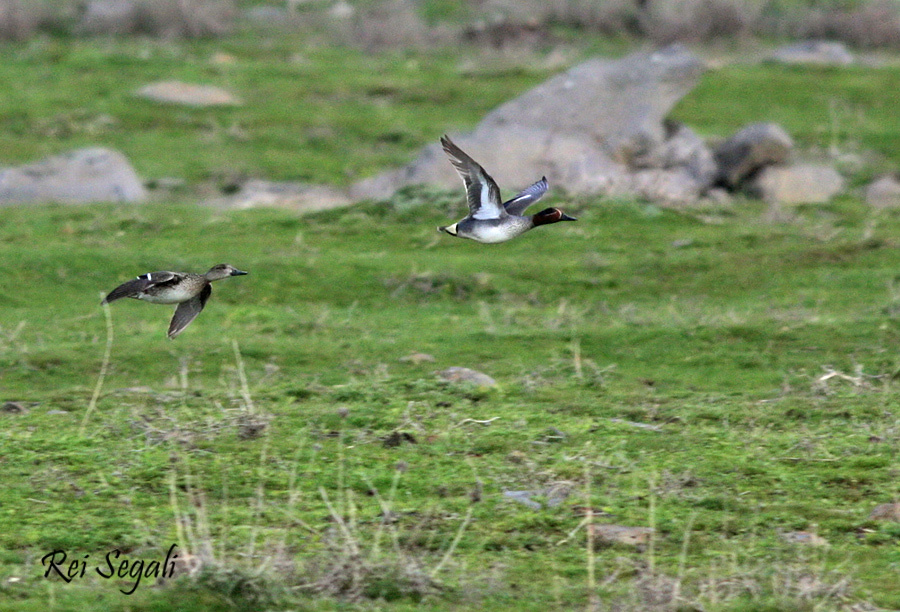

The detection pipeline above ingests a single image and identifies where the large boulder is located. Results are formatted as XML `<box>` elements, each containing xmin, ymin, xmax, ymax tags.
<box><xmin>351</xmin><ymin>45</ymin><xmax>705</xmax><ymax>201</ymax></box>
<box><xmin>0</xmin><ymin>148</ymin><xmax>147</xmax><ymax>204</ymax></box>
<box><xmin>714</xmin><ymin>123</ymin><xmax>794</xmax><ymax>188</ymax></box>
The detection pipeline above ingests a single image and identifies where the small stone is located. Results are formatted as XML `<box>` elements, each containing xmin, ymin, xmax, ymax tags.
<box><xmin>865</xmin><ymin>175</ymin><xmax>900</xmax><ymax>209</ymax></box>
<box><xmin>543</xmin><ymin>427</ymin><xmax>567</xmax><ymax>441</ymax></box>
<box><xmin>780</xmin><ymin>530</ymin><xmax>828</xmax><ymax>546</ymax></box>
<box><xmin>329</xmin><ymin>0</ymin><xmax>355</xmax><ymax>19</ymax></box>
<box><xmin>869</xmin><ymin>502</ymin><xmax>900</xmax><ymax>522</ymax></box>
<box><xmin>769</xmin><ymin>40</ymin><xmax>853</xmax><ymax>66</ymax></box>
<box><xmin>236</xmin><ymin>414</ymin><xmax>268</xmax><ymax>440</ymax></box>
<box><xmin>135</xmin><ymin>81</ymin><xmax>242</xmax><ymax>107</ymax></box>
<box><xmin>210</xmin><ymin>52</ymin><xmax>237</xmax><ymax>65</ymax></box>
<box><xmin>609</xmin><ymin>418</ymin><xmax>664</xmax><ymax>432</ymax></box>
<box><xmin>400</xmin><ymin>352</ymin><xmax>435</xmax><ymax>364</ymax></box>
<box><xmin>503</xmin><ymin>490</ymin><xmax>543</xmax><ymax>510</ymax></box>
<box><xmin>590</xmin><ymin>524</ymin><xmax>655</xmax><ymax>548</ymax></box>
<box><xmin>469</xmin><ymin>481</ymin><xmax>483</xmax><ymax>503</ymax></box>
<box><xmin>545</xmin><ymin>481</ymin><xmax>574</xmax><ymax>507</ymax></box>
<box><xmin>507</xmin><ymin>450</ymin><xmax>527</xmax><ymax>464</ymax></box>
<box><xmin>382</xmin><ymin>431</ymin><xmax>417</xmax><ymax>448</ymax></box>
<box><xmin>504</xmin><ymin>483</ymin><xmax>573</xmax><ymax>510</ymax></box>
<box><xmin>438</xmin><ymin>367</ymin><xmax>497</xmax><ymax>387</ymax></box>
<box><xmin>2</xmin><ymin>401</ymin><xmax>27</xmax><ymax>414</ymax></box>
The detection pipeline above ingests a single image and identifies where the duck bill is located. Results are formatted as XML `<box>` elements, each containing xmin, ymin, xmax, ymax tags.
<box><xmin>231</xmin><ymin>269</ymin><xmax>249</xmax><ymax>276</ymax></box>
<box><xmin>560</xmin><ymin>213</ymin><xmax>577</xmax><ymax>221</ymax></box>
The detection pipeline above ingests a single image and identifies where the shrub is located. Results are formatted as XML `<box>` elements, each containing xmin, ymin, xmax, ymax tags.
<box><xmin>77</xmin><ymin>0</ymin><xmax>235</xmax><ymax>38</ymax></box>
<box><xmin>0</xmin><ymin>0</ymin><xmax>43</xmax><ymax>40</ymax></box>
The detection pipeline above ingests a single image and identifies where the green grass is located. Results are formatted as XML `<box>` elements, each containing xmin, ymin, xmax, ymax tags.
<box><xmin>0</xmin><ymin>34</ymin><xmax>566</xmax><ymax>186</ymax></box>
<box><xmin>3</xmin><ymin>194</ymin><xmax>900</xmax><ymax>610</ymax></box>
<box><xmin>3</xmin><ymin>31</ymin><xmax>900</xmax><ymax>611</ymax></box>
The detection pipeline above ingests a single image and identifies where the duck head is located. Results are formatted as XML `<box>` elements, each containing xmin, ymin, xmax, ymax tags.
<box><xmin>532</xmin><ymin>208</ymin><xmax>577</xmax><ymax>226</ymax></box>
<box><xmin>205</xmin><ymin>264</ymin><xmax>249</xmax><ymax>281</ymax></box>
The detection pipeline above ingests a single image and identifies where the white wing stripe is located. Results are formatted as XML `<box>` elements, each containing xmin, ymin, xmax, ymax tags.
<box><xmin>473</xmin><ymin>178</ymin><xmax>501</xmax><ymax>220</ymax></box>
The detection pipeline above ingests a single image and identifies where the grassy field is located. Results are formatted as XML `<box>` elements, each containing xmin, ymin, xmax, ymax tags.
<box><xmin>2</xmin><ymin>30</ymin><xmax>900</xmax><ymax>611</ymax></box>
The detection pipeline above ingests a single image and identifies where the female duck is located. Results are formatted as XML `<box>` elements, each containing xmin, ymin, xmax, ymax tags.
<box><xmin>102</xmin><ymin>264</ymin><xmax>248</xmax><ymax>338</ymax></box>
<box><xmin>438</xmin><ymin>135</ymin><xmax>576</xmax><ymax>244</ymax></box>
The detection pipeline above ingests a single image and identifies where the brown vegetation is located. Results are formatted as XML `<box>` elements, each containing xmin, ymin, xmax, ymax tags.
<box><xmin>0</xmin><ymin>0</ymin><xmax>235</xmax><ymax>40</ymax></box>
<box><xmin>2</xmin><ymin>0</ymin><xmax>900</xmax><ymax>48</ymax></box>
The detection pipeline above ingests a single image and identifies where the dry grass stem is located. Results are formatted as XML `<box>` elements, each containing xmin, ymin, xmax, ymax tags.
<box><xmin>584</xmin><ymin>447</ymin><xmax>597</xmax><ymax>611</ymax></box>
<box><xmin>232</xmin><ymin>339</ymin><xmax>256</xmax><ymax>414</ymax></box>
<box><xmin>429</xmin><ymin>505</ymin><xmax>474</xmax><ymax>579</ymax></box>
<box><xmin>80</xmin><ymin>297</ymin><xmax>114</xmax><ymax>436</ymax></box>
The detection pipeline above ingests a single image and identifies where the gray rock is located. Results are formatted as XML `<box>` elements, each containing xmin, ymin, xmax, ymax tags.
<box><xmin>80</xmin><ymin>0</ymin><xmax>235</xmax><ymax>37</ymax></box>
<box><xmin>351</xmin><ymin>46</ymin><xmax>705</xmax><ymax>201</ymax></box>
<box><xmin>632</xmin><ymin>168</ymin><xmax>705</xmax><ymax>205</ymax></box>
<box><xmin>400</xmin><ymin>352</ymin><xmax>435</xmax><ymax>364</ymax></box>
<box><xmin>751</xmin><ymin>163</ymin><xmax>845</xmax><ymax>204</ymax></box>
<box><xmin>78</xmin><ymin>0</ymin><xmax>140</xmax><ymax>35</ymax></box>
<box><xmin>0</xmin><ymin>148</ymin><xmax>147</xmax><ymax>204</ymax></box>
<box><xmin>245</xmin><ymin>6</ymin><xmax>290</xmax><ymax>23</ymax></box>
<box><xmin>714</xmin><ymin>123</ymin><xmax>794</xmax><ymax>188</ymax></box>
<box><xmin>2</xmin><ymin>401</ymin><xmax>27</xmax><ymax>414</ymax></box>
<box><xmin>779</xmin><ymin>530</ymin><xmax>828</xmax><ymax>546</ymax></box>
<box><xmin>216</xmin><ymin>179</ymin><xmax>351</xmax><ymax>212</ymax></box>
<box><xmin>0</xmin><ymin>0</ymin><xmax>42</xmax><ymax>40</ymax></box>
<box><xmin>865</xmin><ymin>174</ymin><xmax>900</xmax><ymax>209</ymax></box>
<box><xmin>135</xmin><ymin>81</ymin><xmax>242</xmax><ymax>107</ymax></box>
<box><xmin>438</xmin><ymin>366</ymin><xmax>497</xmax><ymax>387</ymax></box>
<box><xmin>770</xmin><ymin>40</ymin><xmax>854</xmax><ymax>66</ymax></box>
<box><xmin>869</xmin><ymin>502</ymin><xmax>900</xmax><ymax>522</ymax></box>
<box><xmin>560</xmin><ymin>149</ymin><xmax>634</xmax><ymax>197</ymax></box>
<box><xmin>590</xmin><ymin>524</ymin><xmax>655</xmax><ymax>548</ymax></box>
<box><xmin>503</xmin><ymin>482</ymin><xmax>573</xmax><ymax>510</ymax></box>
<box><xmin>635</xmin><ymin>122</ymin><xmax>717</xmax><ymax>187</ymax></box>
<box><xmin>473</xmin><ymin>44</ymin><xmax>704</xmax><ymax>162</ymax></box>
<box><xmin>503</xmin><ymin>490</ymin><xmax>543</xmax><ymax>510</ymax></box>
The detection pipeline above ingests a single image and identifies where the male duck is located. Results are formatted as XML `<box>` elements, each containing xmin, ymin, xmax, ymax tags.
<box><xmin>437</xmin><ymin>135</ymin><xmax>576</xmax><ymax>244</ymax></box>
<box><xmin>102</xmin><ymin>264</ymin><xmax>248</xmax><ymax>339</ymax></box>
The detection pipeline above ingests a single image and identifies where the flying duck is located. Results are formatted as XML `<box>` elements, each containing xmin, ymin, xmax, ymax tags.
<box><xmin>437</xmin><ymin>135</ymin><xmax>576</xmax><ymax>244</ymax></box>
<box><xmin>102</xmin><ymin>264</ymin><xmax>248</xmax><ymax>339</ymax></box>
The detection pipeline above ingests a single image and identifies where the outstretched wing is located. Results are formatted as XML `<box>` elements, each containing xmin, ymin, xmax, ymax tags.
<box><xmin>102</xmin><ymin>271</ymin><xmax>179</xmax><ymax>304</ymax></box>
<box><xmin>167</xmin><ymin>284</ymin><xmax>211</xmax><ymax>339</ymax></box>
<box><xmin>503</xmin><ymin>177</ymin><xmax>548</xmax><ymax>216</ymax></box>
<box><xmin>441</xmin><ymin>136</ymin><xmax>505</xmax><ymax>221</ymax></box>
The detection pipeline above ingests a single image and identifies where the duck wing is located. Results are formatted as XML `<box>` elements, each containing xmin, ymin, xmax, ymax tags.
<box><xmin>167</xmin><ymin>284</ymin><xmax>211</xmax><ymax>339</ymax></box>
<box><xmin>503</xmin><ymin>177</ymin><xmax>548</xmax><ymax>216</ymax></box>
<box><xmin>102</xmin><ymin>271</ymin><xmax>181</xmax><ymax>304</ymax></box>
<box><xmin>441</xmin><ymin>136</ymin><xmax>505</xmax><ymax>221</ymax></box>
